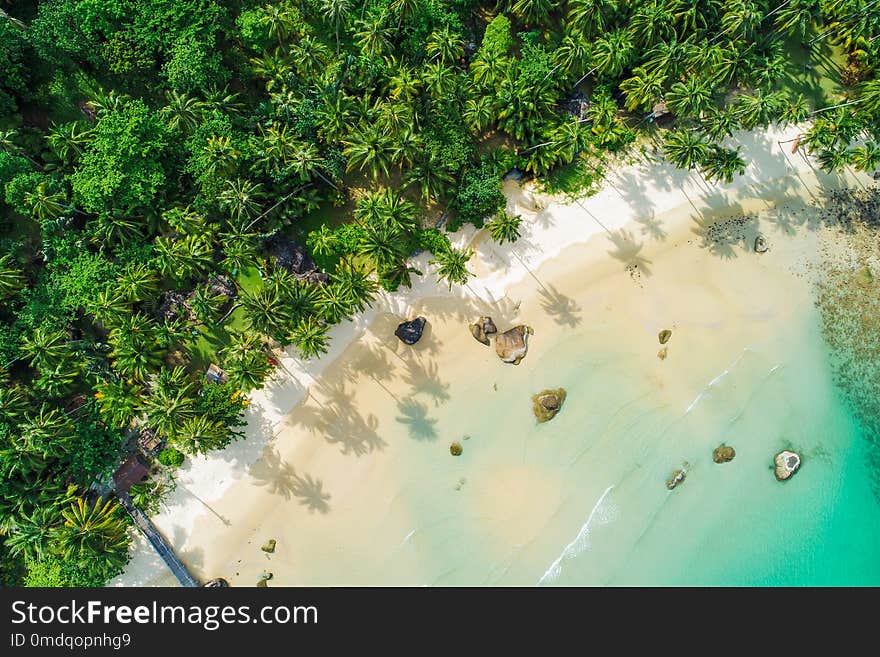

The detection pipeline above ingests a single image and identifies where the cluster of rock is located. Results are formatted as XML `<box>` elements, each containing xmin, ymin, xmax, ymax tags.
<box><xmin>712</xmin><ymin>444</ymin><xmax>736</xmax><ymax>463</ymax></box>
<box><xmin>469</xmin><ymin>315</ymin><xmax>533</xmax><ymax>365</ymax></box>
<box><xmin>532</xmin><ymin>388</ymin><xmax>566</xmax><ymax>423</ymax></box>
<box><xmin>395</xmin><ymin>317</ymin><xmax>427</xmax><ymax>345</ymax></box>
<box><xmin>657</xmin><ymin>328</ymin><xmax>672</xmax><ymax>360</ymax></box>
<box><xmin>666</xmin><ymin>466</ymin><xmax>687</xmax><ymax>490</ymax></box>
<box><xmin>665</xmin><ymin>444</ymin><xmax>802</xmax><ymax>490</ymax></box>
<box><xmin>266</xmin><ymin>234</ymin><xmax>330</xmax><ymax>285</ymax></box>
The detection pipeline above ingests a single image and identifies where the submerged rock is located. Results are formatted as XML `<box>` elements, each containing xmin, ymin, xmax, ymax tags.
<box><xmin>450</xmin><ymin>442</ymin><xmax>463</xmax><ymax>456</ymax></box>
<box><xmin>713</xmin><ymin>444</ymin><xmax>736</xmax><ymax>463</ymax></box>
<box><xmin>658</xmin><ymin>329</ymin><xmax>672</xmax><ymax>345</ymax></box>
<box><xmin>395</xmin><ymin>317</ymin><xmax>427</xmax><ymax>345</ymax></box>
<box><xmin>755</xmin><ymin>235</ymin><xmax>769</xmax><ymax>253</ymax></box>
<box><xmin>774</xmin><ymin>450</ymin><xmax>801</xmax><ymax>481</ymax></box>
<box><xmin>856</xmin><ymin>265</ymin><xmax>873</xmax><ymax>286</ymax></box>
<box><xmin>496</xmin><ymin>325</ymin><xmax>533</xmax><ymax>364</ymax></box>
<box><xmin>657</xmin><ymin>347</ymin><xmax>668</xmax><ymax>360</ymax></box>
<box><xmin>532</xmin><ymin>388</ymin><xmax>567</xmax><ymax>423</ymax></box>
<box><xmin>666</xmin><ymin>468</ymin><xmax>687</xmax><ymax>490</ymax></box>
<box><xmin>256</xmin><ymin>571</ymin><xmax>273</xmax><ymax>587</ymax></box>
<box><xmin>261</xmin><ymin>539</ymin><xmax>276</xmax><ymax>554</ymax></box>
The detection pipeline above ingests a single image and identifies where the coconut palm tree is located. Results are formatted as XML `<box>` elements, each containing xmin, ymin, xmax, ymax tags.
<box><xmin>239</xmin><ymin>284</ymin><xmax>293</xmax><ymax>341</ymax></box>
<box><xmin>315</xmin><ymin>283</ymin><xmax>356</xmax><ymax>324</ymax></box>
<box><xmin>700</xmin><ymin>146</ymin><xmax>748</xmax><ymax>184</ymax></box>
<box><xmin>140</xmin><ymin>367</ymin><xmax>196</xmax><ymax>437</ymax></box>
<box><xmin>487</xmin><ymin>212</ymin><xmax>523</xmax><ymax>245</ymax></box>
<box><xmin>171</xmin><ymin>416</ymin><xmax>231</xmax><ymax>456</ymax></box>
<box><xmin>16</xmin><ymin>406</ymin><xmax>76</xmax><ymax>460</ymax></box>
<box><xmin>567</xmin><ymin>0</ymin><xmax>616</xmax><ymax>37</ymax></box>
<box><xmin>817</xmin><ymin>147</ymin><xmax>853</xmax><ymax>172</ymax></box>
<box><xmin>334</xmin><ymin>262</ymin><xmax>378</xmax><ymax>313</ymax></box>
<box><xmin>663</xmin><ymin>130</ymin><xmax>711</xmax><ymax>171</ymax></box>
<box><xmin>850</xmin><ymin>142</ymin><xmax>880</xmax><ymax>173</ymax></box>
<box><xmin>308</xmin><ymin>224</ymin><xmax>337</xmax><ymax>258</ymax></box>
<box><xmin>154</xmin><ymin>234</ymin><xmax>215</xmax><ymax>281</ymax></box>
<box><xmin>665</xmin><ymin>77</ymin><xmax>715</xmax><ymax>121</ymax></box>
<box><xmin>57</xmin><ymin>497</ymin><xmax>129</xmax><ymax>572</ymax></box>
<box><xmin>353</xmin><ymin>15</ymin><xmax>394</xmax><ymax>61</ymax></box>
<box><xmin>426</xmin><ymin>24</ymin><xmax>464</xmax><ymax>64</ymax></box>
<box><xmin>858</xmin><ymin>78</ymin><xmax>880</xmax><ymax>115</ymax></box>
<box><xmin>735</xmin><ymin>90</ymin><xmax>788</xmax><ymax>129</ymax></box>
<box><xmin>21</xmin><ymin>327</ymin><xmax>69</xmax><ymax>372</ymax></box>
<box><xmin>259</xmin><ymin>4</ymin><xmax>298</xmax><ymax>50</ymax></box>
<box><xmin>629</xmin><ymin>2</ymin><xmax>676</xmax><ymax>46</ymax></box>
<box><xmin>160</xmin><ymin>91</ymin><xmax>205</xmax><ymax>134</ymax></box>
<box><xmin>701</xmin><ymin>107</ymin><xmax>742</xmax><ymax>142</ymax></box>
<box><xmin>431</xmin><ymin>247</ymin><xmax>473</xmax><ymax>290</ymax></box>
<box><xmin>343</xmin><ymin>123</ymin><xmax>394</xmax><ymax>181</ymax></box>
<box><xmin>721</xmin><ymin>0</ymin><xmax>765</xmax><ymax>40</ymax></box>
<box><xmin>189</xmin><ymin>285</ymin><xmax>226</xmax><ymax>325</ymax></box>
<box><xmin>620</xmin><ymin>66</ymin><xmax>666</xmax><ymax>113</ymax></box>
<box><xmin>108</xmin><ymin>313</ymin><xmax>165</xmax><ymax>382</ymax></box>
<box><xmin>220</xmin><ymin>331</ymin><xmax>274</xmax><ymax>391</ymax></box>
<box><xmin>24</xmin><ymin>181</ymin><xmax>68</xmax><ymax>222</ymax></box>
<box><xmin>773</xmin><ymin>0</ymin><xmax>820</xmax><ymax>37</ymax></box>
<box><xmin>289</xmin><ymin>315</ymin><xmax>330</xmax><ymax>360</ymax></box>
<box><xmin>89</xmin><ymin>288</ymin><xmax>130</xmax><ymax>328</ymax></box>
<box><xmin>219</xmin><ymin>178</ymin><xmax>263</xmax><ymax>225</ymax></box>
<box><xmin>0</xmin><ymin>254</ymin><xmax>25</xmax><ymax>300</ymax></box>
<box><xmin>403</xmin><ymin>157</ymin><xmax>455</xmax><ymax>203</ymax></box>
<box><xmin>118</xmin><ymin>263</ymin><xmax>159</xmax><ymax>303</ymax></box>
<box><xmin>0</xmin><ymin>384</ymin><xmax>30</xmax><ymax>422</ymax></box>
<box><xmin>463</xmin><ymin>95</ymin><xmax>494</xmax><ymax>134</ymax></box>
<box><xmin>220</xmin><ymin>228</ymin><xmax>260</xmax><ymax>273</ymax></box>
<box><xmin>45</xmin><ymin>122</ymin><xmax>93</xmax><ymax>168</ymax></box>
<box><xmin>3</xmin><ymin>506</ymin><xmax>61</xmax><ymax>561</ymax></box>
<box><xmin>321</xmin><ymin>0</ymin><xmax>351</xmax><ymax>49</ymax></box>
<box><xmin>87</xmin><ymin>212</ymin><xmax>144</xmax><ymax>247</ymax></box>
<box><xmin>94</xmin><ymin>379</ymin><xmax>143</xmax><ymax>428</ymax></box>
<box><xmin>358</xmin><ymin>222</ymin><xmax>406</xmax><ymax>271</ymax></box>
<box><xmin>510</xmin><ymin>0</ymin><xmax>555</xmax><ymax>25</ymax></box>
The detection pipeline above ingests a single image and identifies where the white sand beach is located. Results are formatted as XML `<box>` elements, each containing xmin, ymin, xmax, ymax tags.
<box><xmin>113</xmin><ymin>125</ymin><xmax>878</xmax><ymax>586</ymax></box>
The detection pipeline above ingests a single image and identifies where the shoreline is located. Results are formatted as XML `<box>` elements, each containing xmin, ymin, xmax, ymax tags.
<box><xmin>112</xmin><ymin>123</ymin><xmax>870</xmax><ymax>586</ymax></box>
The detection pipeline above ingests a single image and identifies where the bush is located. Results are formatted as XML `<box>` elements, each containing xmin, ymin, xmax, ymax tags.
<box><xmin>449</xmin><ymin>159</ymin><xmax>506</xmax><ymax>230</ymax></box>
<box><xmin>418</xmin><ymin>228</ymin><xmax>452</xmax><ymax>256</ymax></box>
<box><xmin>158</xmin><ymin>447</ymin><xmax>185</xmax><ymax>467</ymax></box>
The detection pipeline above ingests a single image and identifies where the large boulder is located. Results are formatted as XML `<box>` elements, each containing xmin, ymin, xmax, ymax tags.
<box><xmin>774</xmin><ymin>450</ymin><xmax>801</xmax><ymax>481</ymax></box>
<box><xmin>666</xmin><ymin>468</ymin><xmax>687</xmax><ymax>490</ymax></box>
<box><xmin>713</xmin><ymin>444</ymin><xmax>736</xmax><ymax>463</ymax></box>
<box><xmin>450</xmin><ymin>442</ymin><xmax>463</xmax><ymax>456</ymax></box>
<box><xmin>754</xmin><ymin>235</ymin><xmax>769</xmax><ymax>253</ymax></box>
<box><xmin>495</xmin><ymin>325</ymin><xmax>533</xmax><ymax>364</ymax></box>
<box><xmin>395</xmin><ymin>317</ymin><xmax>427</xmax><ymax>345</ymax></box>
<box><xmin>469</xmin><ymin>316</ymin><xmax>497</xmax><ymax>346</ymax></box>
<box><xmin>532</xmin><ymin>388</ymin><xmax>567</xmax><ymax>423</ymax></box>
<box><xmin>266</xmin><ymin>234</ymin><xmax>317</xmax><ymax>275</ymax></box>
<box><xmin>658</xmin><ymin>329</ymin><xmax>672</xmax><ymax>345</ymax></box>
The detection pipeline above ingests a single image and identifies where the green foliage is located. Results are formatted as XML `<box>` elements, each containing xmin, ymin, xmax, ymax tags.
<box><xmin>157</xmin><ymin>447</ymin><xmax>185</xmax><ymax>467</ymax></box>
<box><xmin>67</xmin><ymin>408</ymin><xmax>127</xmax><ymax>486</ymax></box>
<box><xmin>449</xmin><ymin>159</ymin><xmax>506</xmax><ymax>230</ymax></box>
<box><xmin>70</xmin><ymin>99</ymin><xmax>171</xmax><ymax>214</ymax></box>
<box><xmin>194</xmin><ymin>381</ymin><xmax>248</xmax><ymax>433</ymax></box>
<box><xmin>478</xmin><ymin>14</ymin><xmax>513</xmax><ymax>61</ymax></box>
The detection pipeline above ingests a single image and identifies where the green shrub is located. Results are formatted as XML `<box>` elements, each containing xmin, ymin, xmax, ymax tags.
<box><xmin>158</xmin><ymin>447</ymin><xmax>185</xmax><ymax>467</ymax></box>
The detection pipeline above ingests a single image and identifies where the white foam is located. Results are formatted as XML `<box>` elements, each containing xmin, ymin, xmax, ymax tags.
<box><xmin>537</xmin><ymin>485</ymin><xmax>617</xmax><ymax>585</ymax></box>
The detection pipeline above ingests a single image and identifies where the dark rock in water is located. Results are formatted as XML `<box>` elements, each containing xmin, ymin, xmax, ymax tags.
<box><xmin>395</xmin><ymin>317</ymin><xmax>427</xmax><ymax>345</ymax></box>
<box><xmin>774</xmin><ymin>450</ymin><xmax>801</xmax><ymax>481</ymax></box>
<box><xmin>658</xmin><ymin>329</ymin><xmax>672</xmax><ymax>345</ymax></box>
<box><xmin>261</xmin><ymin>539</ymin><xmax>276</xmax><ymax>554</ymax></box>
<box><xmin>470</xmin><ymin>323</ymin><xmax>490</xmax><ymax>346</ymax></box>
<box><xmin>755</xmin><ymin>235</ymin><xmax>769</xmax><ymax>253</ymax></box>
<box><xmin>480</xmin><ymin>316</ymin><xmax>497</xmax><ymax>335</ymax></box>
<box><xmin>496</xmin><ymin>325</ymin><xmax>532</xmax><ymax>364</ymax></box>
<box><xmin>666</xmin><ymin>468</ymin><xmax>687</xmax><ymax>490</ymax></box>
<box><xmin>713</xmin><ymin>444</ymin><xmax>736</xmax><ymax>463</ymax></box>
<box><xmin>532</xmin><ymin>388</ymin><xmax>567</xmax><ymax>422</ymax></box>
<box><xmin>657</xmin><ymin>347</ymin><xmax>668</xmax><ymax>360</ymax></box>
<box><xmin>266</xmin><ymin>234</ymin><xmax>316</xmax><ymax>275</ymax></box>
<box><xmin>450</xmin><ymin>442</ymin><xmax>463</xmax><ymax>456</ymax></box>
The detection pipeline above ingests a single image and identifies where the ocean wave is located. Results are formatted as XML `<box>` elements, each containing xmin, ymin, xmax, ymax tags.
<box><xmin>684</xmin><ymin>349</ymin><xmax>753</xmax><ymax>414</ymax></box>
<box><xmin>537</xmin><ymin>485</ymin><xmax>617</xmax><ymax>585</ymax></box>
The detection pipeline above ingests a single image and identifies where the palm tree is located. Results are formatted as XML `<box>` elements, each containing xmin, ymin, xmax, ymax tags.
<box><xmin>773</xmin><ymin>0</ymin><xmax>819</xmax><ymax>37</ymax></box>
<box><xmin>817</xmin><ymin>147</ymin><xmax>853</xmax><ymax>172</ymax></box>
<box><xmin>89</xmin><ymin>288</ymin><xmax>130</xmax><ymax>328</ymax></box>
<box><xmin>0</xmin><ymin>384</ymin><xmax>30</xmax><ymax>422</ymax></box>
<box><xmin>0</xmin><ymin>254</ymin><xmax>25</xmax><ymax>299</ymax></box>
<box><xmin>34</xmin><ymin>362</ymin><xmax>80</xmax><ymax>399</ymax></box>
<box><xmin>88</xmin><ymin>212</ymin><xmax>144</xmax><ymax>246</ymax></box>
<box><xmin>334</xmin><ymin>262</ymin><xmax>378</xmax><ymax>312</ymax></box>
<box><xmin>735</xmin><ymin>90</ymin><xmax>788</xmax><ymax>129</ymax></box>
<box><xmin>510</xmin><ymin>0</ymin><xmax>555</xmax><ymax>25</ymax></box>
<box><xmin>3</xmin><ymin>507</ymin><xmax>61</xmax><ymax>561</ymax></box>
<box><xmin>620</xmin><ymin>66</ymin><xmax>666</xmax><ymax>113</ymax></box>
<box><xmin>220</xmin><ymin>228</ymin><xmax>260</xmax><ymax>273</ymax></box>
<box><xmin>665</xmin><ymin>78</ymin><xmax>715</xmax><ymax>121</ymax></box>
<box><xmin>342</xmin><ymin>124</ymin><xmax>394</xmax><ymax>181</ymax></box>
<box><xmin>94</xmin><ymin>379</ymin><xmax>143</xmax><ymax>428</ymax></box>
<box><xmin>161</xmin><ymin>91</ymin><xmax>205</xmax><ymax>133</ymax></box>
<box><xmin>721</xmin><ymin>0</ymin><xmax>764</xmax><ymax>40</ymax></box>
<box><xmin>700</xmin><ymin>146</ymin><xmax>748</xmax><ymax>184</ymax></box>
<box><xmin>141</xmin><ymin>367</ymin><xmax>196</xmax><ymax>437</ymax></box>
<box><xmin>24</xmin><ymin>181</ymin><xmax>68</xmax><ymax>222</ymax></box>
<box><xmin>189</xmin><ymin>285</ymin><xmax>226</xmax><ymax>324</ymax></box>
<box><xmin>487</xmin><ymin>212</ymin><xmax>523</xmax><ymax>245</ymax></box>
<box><xmin>353</xmin><ymin>15</ymin><xmax>394</xmax><ymax>60</ymax></box>
<box><xmin>358</xmin><ymin>223</ymin><xmax>405</xmax><ymax>271</ymax></box>
<box><xmin>259</xmin><ymin>4</ymin><xmax>297</xmax><ymax>50</ymax></box>
<box><xmin>567</xmin><ymin>0</ymin><xmax>616</xmax><ymax>37</ymax></box>
<box><xmin>431</xmin><ymin>247</ymin><xmax>473</xmax><ymax>290</ymax></box>
<box><xmin>321</xmin><ymin>0</ymin><xmax>351</xmax><ymax>49</ymax></box>
<box><xmin>663</xmin><ymin>130</ymin><xmax>711</xmax><ymax>171</ymax></box>
<box><xmin>403</xmin><ymin>156</ymin><xmax>454</xmax><ymax>203</ymax></box>
<box><xmin>858</xmin><ymin>78</ymin><xmax>880</xmax><ymax>115</ymax></box>
<box><xmin>554</xmin><ymin>31</ymin><xmax>592</xmax><ymax>80</ymax></box>
<box><xmin>21</xmin><ymin>327</ymin><xmax>69</xmax><ymax>372</ymax></box>
<box><xmin>315</xmin><ymin>283</ymin><xmax>356</xmax><ymax>324</ymax></box>
<box><xmin>108</xmin><ymin>313</ymin><xmax>164</xmax><ymax>382</ymax></box>
<box><xmin>46</xmin><ymin>122</ymin><xmax>93</xmax><ymax>168</ymax></box>
<box><xmin>463</xmin><ymin>95</ymin><xmax>494</xmax><ymax>134</ymax></box>
<box><xmin>220</xmin><ymin>331</ymin><xmax>274</xmax><ymax>391</ymax></box>
<box><xmin>219</xmin><ymin>178</ymin><xmax>263</xmax><ymax>226</ymax></box>
<box><xmin>308</xmin><ymin>224</ymin><xmax>338</xmax><ymax>259</ymax></box>
<box><xmin>426</xmin><ymin>24</ymin><xmax>463</xmax><ymax>64</ymax></box>
<box><xmin>239</xmin><ymin>284</ymin><xmax>293</xmax><ymax>340</ymax></box>
<box><xmin>118</xmin><ymin>263</ymin><xmax>159</xmax><ymax>303</ymax></box>
<box><xmin>154</xmin><ymin>234</ymin><xmax>215</xmax><ymax>281</ymax></box>
<box><xmin>16</xmin><ymin>406</ymin><xmax>76</xmax><ymax>460</ymax></box>
<box><xmin>58</xmin><ymin>497</ymin><xmax>129</xmax><ymax>572</ymax></box>
<box><xmin>591</xmin><ymin>30</ymin><xmax>635</xmax><ymax>78</ymax></box>
<box><xmin>289</xmin><ymin>315</ymin><xmax>330</xmax><ymax>360</ymax></box>
<box><xmin>629</xmin><ymin>2</ymin><xmax>675</xmax><ymax>46</ymax></box>
<box><xmin>850</xmin><ymin>143</ymin><xmax>880</xmax><ymax>173</ymax></box>
<box><xmin>171</xmin><ymin>416</ymin><xmax>231</xmax><ymax>456</ymax></box>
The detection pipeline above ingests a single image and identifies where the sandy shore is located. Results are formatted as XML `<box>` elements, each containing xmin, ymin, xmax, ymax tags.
<box><xmin>112</xmin><ymin>124</ymin><xmax>874</xmax><ymax>586</ymax></box>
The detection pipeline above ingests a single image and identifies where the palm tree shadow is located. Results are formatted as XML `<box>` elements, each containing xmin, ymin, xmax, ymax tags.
<box><xmin>690</xmin><ymin>212</ymin><xmax>759</xmax><ymax>259</ymax></box>
<box><xmin>249</xmin><ymin>446</ymin><xmax>299</xmax><ymax>499</ymax></box>
<box><xmin>402</xmin><ymin>357</ymin><xmax>450</xmax><ymax>406</ymax></box>
<box><xmin>606</xmin><ymin>228</ymin><xmax>653</xmax><ymax>278</ymax></box>
<box><xmin>290</xmin><ymin>472</ymin><xmax>331</xmax><ymax>514</ymax></box>
<box><xmin>537</xmin><ymin>284</ymin><xmax>582</xmax><ymax>328</ymax></box>
<box><xmin>395</xmin><ymin>398</ymin><xmax>438</xmax><ymax>441</ymax></box>
<box><xmin>634</xmin><ymin>211</ymin><xmax>667</xmax><ymax>241</ymax></box>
